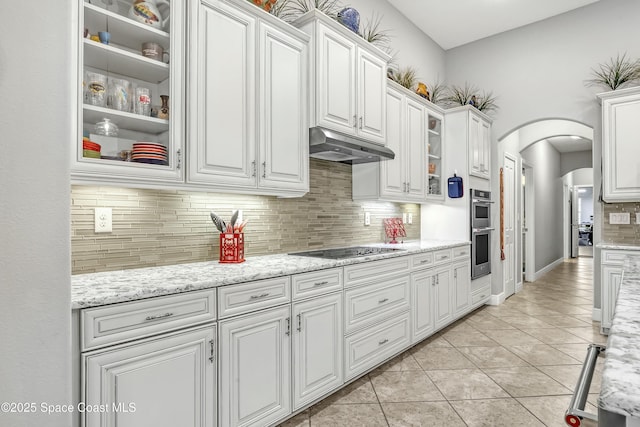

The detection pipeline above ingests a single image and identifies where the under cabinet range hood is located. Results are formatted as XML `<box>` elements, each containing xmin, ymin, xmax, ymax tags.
<box><xmin>309</xmin><ymin>127</ymin><xmax>395</xmax><ymax>164</ymax></box>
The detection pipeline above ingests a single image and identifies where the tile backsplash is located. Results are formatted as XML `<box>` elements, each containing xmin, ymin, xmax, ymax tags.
<box><xmin>71</xmin><ymin>159</ymin><xmax>420</xmax><ymax>274</ymax></box>
<box><xmin>602</xmin><ymin>202</ymin><xmax>640</xmax><ymax>245</ymax></box>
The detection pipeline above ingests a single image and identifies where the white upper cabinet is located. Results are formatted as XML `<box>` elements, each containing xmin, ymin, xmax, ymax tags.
<box><xmin>445</xmin><ymin>105</ymin><xmax>492</xmax><ymax>182</ymax></box>
<box><xmin>295</xmin><ymin>10</ymin><xmax>389</xmax><ymax>145</ymax></box>
<box><xmin>73</xmin><ymin>0</ymin><xmax>185</xmax><ymax>185</ymax></box>
<box><xmin>187</xmin><ymin>0</ymin><xmax>309</xmax><ymax>197</ymax></box>
<box><xmin>599</xmin><ymin>87</ymin><xmax>640</xmax><ymax>202</ymax></box>
<box><xmin>353</xmin><ymin>82</ymin><xmax>444</xmax><ymax>203</ymax></box>
<box><xmin>469</xmin><ymin>113</ymin><xmax>491</xmax><ymax>179</ymax></box>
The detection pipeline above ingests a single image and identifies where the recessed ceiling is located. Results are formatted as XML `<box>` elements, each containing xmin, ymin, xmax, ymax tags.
<box><xmin>386</xmin><ymin>0</ymin><xmax>600</xmax><ymax>50</ymax></box>
<box><xmin>546</xmin><ymin>136</ymin><xmax>592</xmax><ymax>153</ymax></box>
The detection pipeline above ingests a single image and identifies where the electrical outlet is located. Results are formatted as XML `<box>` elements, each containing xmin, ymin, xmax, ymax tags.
<box><xmin>95</xmin><ymin>208</ymin><xmax>112</xmax><ymax>233</ymax></box>
<box><xmin>364</xmin><ymin>212</ymin><xmax>371</xmax><ymax>226</ymax></box>
<box><xmin>408</xmin><ymin>213</ymin><xmax>413</xmax><ymax>224</ymax></box>
<box><xmin>402</xmin><ymin>213</ymin><xmax>407</xmax><ymax>223</ymax></box>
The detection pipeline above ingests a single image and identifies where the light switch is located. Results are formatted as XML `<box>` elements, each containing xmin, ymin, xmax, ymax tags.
<box><xmin>408</xmin><ymin>213</ymin><xmax>413</xmax><ymax>224</ymax></box>
<box><xmin>636</xmin><ymin>213</ymin><xmax>640</xmax><ymax>224</ymax></box>
<box><xmin>402</xmin><ymin>213</ymin><xmax>407</xmax><ymax>223</ymax></box>
<box><xmin>609</xmin><ymin>212</ymin><xmax>630</xmax><ymax>225</ymax></box>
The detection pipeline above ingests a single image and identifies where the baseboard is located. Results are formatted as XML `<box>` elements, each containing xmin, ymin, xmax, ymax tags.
<box><xmin>592</xmin><ymin>308</ymin><xmax>601</xmax><ymax>322</ymax></box>
<box><xmin>488</xmin><ymin>292</ymin><xmax>505</xmax><ymax>306</ymax></box>
<box><xmin>534</xmin><ymin>257</ymin><xmax>565</xmax><ymax>280</ymax></box>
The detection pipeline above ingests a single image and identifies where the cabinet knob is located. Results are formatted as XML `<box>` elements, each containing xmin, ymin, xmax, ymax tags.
<box><xmin>262</xmin><ymin>162</ymin><xmax>266</xmax><ymax>179</ymax></box>
<box><xmin>251</xmin><ymin>161</ymin><xmax>256</xmax><ymax>177</ymax></box>
<box><xmin>353</xmin><ymin>115</ymin><xmax>358</xmax><ymax>128</ymax></box>
<box><xmin>359</xmin><ymin>117</ymin><xmax>363</xmax><ymax>129</ymax></box>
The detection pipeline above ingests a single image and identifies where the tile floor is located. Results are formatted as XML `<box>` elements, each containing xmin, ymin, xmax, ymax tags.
<box><xmin>280</xmin><ymin>257</ymin><xmax>605</xmax><ymax>427</ymax></box>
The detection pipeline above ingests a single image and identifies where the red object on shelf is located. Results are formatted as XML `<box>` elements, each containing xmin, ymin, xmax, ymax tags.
<box><xmin>383</xmin><ymin>218</ymin><xmax>406</xmax><ymax>244</ymax></box>
<box><xmin>219</xmin><ymin>233</ymin><xmax>245</xmax><ymax>263</ymax></box>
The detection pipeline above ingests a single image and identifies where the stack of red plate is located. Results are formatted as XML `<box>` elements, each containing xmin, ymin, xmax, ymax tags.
<box><xmin>83</xmin><ymin>138</ymin><xmax>101</xmax><ymax>159</ymax></box>
<box><xmin>131</xmin><ymin>142</ymin><xmax>168</xmax><ymax>165</ymax></box>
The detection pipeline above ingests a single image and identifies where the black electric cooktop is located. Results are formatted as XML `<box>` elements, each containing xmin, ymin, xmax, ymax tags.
<box><xmin>289</xmin><ymin>246</ymin><xmax>406</xmax><ymax>259</ymax></box>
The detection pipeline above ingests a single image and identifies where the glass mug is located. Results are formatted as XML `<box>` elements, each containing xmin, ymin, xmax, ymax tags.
<box><xmin>85</xmin><ymin>72</ymin><xmax>107</xmax><ymax>107</ymax></box>
<box><xmin>108</xmin><ymin>78</ymin><xmax>131</xmax><ymax>112</ymax></box>
<box><xmin>135</xmin><ymin>87</ymin><xmax>151</xmax><ymax>116</ymax></box>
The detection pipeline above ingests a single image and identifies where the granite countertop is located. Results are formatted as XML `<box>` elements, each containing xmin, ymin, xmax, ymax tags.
<box><xmin>599</xmin><ymin>256</ymin><xmax>640</xmax><ymax>418</ymax></box>
<box><xmin>71</xmin><ymin>240</ymin><xmax>468</xmax><ymax>309</ymax></box>
<box><xmin>596</xmin><ymin>243</ymin><xmax>640</xmax><ymax>251</ymax></box>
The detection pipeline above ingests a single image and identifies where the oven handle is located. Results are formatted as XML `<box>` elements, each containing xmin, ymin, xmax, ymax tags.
<box><xmin>473</xmin><ymin>227</ymin><xmax>495</xmax><ymax>233</ymax></box>
<box><xmin>472</xmin><ymin>199</ymin><xmax>495</xmax><ymax>204</ymax></box>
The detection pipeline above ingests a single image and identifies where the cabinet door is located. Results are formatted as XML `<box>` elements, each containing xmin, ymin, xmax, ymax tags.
<box><xmin>469</xmin><ymin>113</ymin><xmax>483</xmax><ymax>177</ymax></box>
<box><xmin>452</xmin><ymin>262</ymin><xmax>471</xmax><ymax>316</ymax></box>
<box><xmin>481</xmin><ymin>119</ymin><xmax>491</xmax><ymax>176</ymax></box>
<box><xmin>426</xmin><ymin>111</ymin><xmax>444</xmax><ymax>199</ymax></box>
<box><xmin>84</xmin><ymin>326</ymin><xmax>216</xmax><ymax>427</ymax></box>
<box><xmin>188</xmin><ymin>0</ymin><xmax>257</xmax><ymax>188</ymax></box>
<box><xmin>292</xmin><ymin>293</ymin><xmax>343</xmax><ymax>410</ymax></box>
<box><xmin>316</xmin><ymin>22</ymin><xmax>357</xmax><ymax>135</ymax></box>
<box><xmin>356</xmin><ymin>47</ymin><xmax>386</xmax><ymax>144</ymax></box>
<box><xmin>411</xmin><ymin>270</ymin><xmax>435</xmax><ymax>343</ymax></box>
<box><xmin>601</xmin><ymin>265</ymin><xmax>623</xmax><ymax>331</ymax></box>
<box><xmin>434</xmin><ymin>268</ymin><xmax>453</xmax><ymax>330</ymax></box>
<box><xmin>219</xmin><ymin>306</ymin><xmax>291</xmax><ymax>427</ymax></box>
<box><xmin>258</xmin><ymin>21</ymin><xmax>309</xmax><ymax>192</ymax></box>
<box><xmin>406</xmin><ymin>98</ymin><xmax>426</xmax><ymax>200</ymax></box>
<box><xmin>602</xmin><ymin>96</ymin><xmax>640</xmax><ymax>201</ymax></box>
<box><xmin>380</xmin><ymin>87</ymin><xmax>406</xmax><ymax>198</ymax></box>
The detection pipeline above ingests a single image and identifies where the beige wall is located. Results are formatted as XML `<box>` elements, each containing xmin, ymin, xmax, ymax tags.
<box><xmin>72</xmin><ymin>159</ymin><xmax>420</xmax><ymax>274</ymax></box>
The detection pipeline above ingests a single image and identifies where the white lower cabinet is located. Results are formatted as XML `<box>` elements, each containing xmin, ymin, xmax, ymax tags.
<box><xmin>83</xmin><ymin>325</ymin><xmax>216</xmax><ymax>427</ymax></box>
<box><xmin>218</xmin><ymin>306</ymin><xmax>291</xmax><ymax>427</ymax></box>
<box><xmin>292</xmin><ymin>293</ymin><xmax>343</xmax><ymax>410</ymax></box>
<box><xmin>600</xmin><ymin>249</ymin><xmax>640</xmax><ymax>334</ymax></box>
<box><xmin>411</xmin><ymin>269</ymin><xmax>435</xmax><ymax>343</ymax></box>
<box><xmin>452</xmin><ymin>262</ymin><xmax>471</xmax><ymax>317</ymax></box>
<box><xmin>433</xmin><ymin>267</ymin><xmax>453</xmax><ymax>331</ymax></box>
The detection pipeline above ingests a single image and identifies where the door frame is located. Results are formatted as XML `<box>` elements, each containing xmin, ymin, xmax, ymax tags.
<box><xmin>521</xmin><ymin>161</ymin><xmax>535</xmax><ymax>283</ymax></box>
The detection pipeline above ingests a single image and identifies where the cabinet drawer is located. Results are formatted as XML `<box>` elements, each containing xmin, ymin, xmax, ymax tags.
<box><xmin>452</xmin><ymin>245</ymin><xmax>470</xmax><ymax>260</ymax></box>
<box><xmin>344</xmin><ymin>276</ymin><xmax>410</xmax><ymax>334</ymax></box>
<box><xmin>344</xmin><ymin>257</ymin><xmax>411</xmax><ymax>288</ymax></box>
<box><xmin>601</xmin><ymin>250</ymin><xmax>640</xmax><ymax>266</ymax></box>
<box><xmin>433</xmin><ymin>249</ymin><xmax>453</xmax><ymax>265</ymax></box>
<box><xmin>344</xmin><ymin>312</ymin><xmax>411</xmax><ymax>380</ymax></box>
<box><xmin>81</xmin><ymin>289</ymin><xmax>216</xmax><ymax>351</ymax></box>
<box><xmin>218</xmin><ymin>277</ymin><xmax>291</xmax><ymax>319</ymax></box>
<box><xmin>471</xmin><ymin>286</ymin><xmax>491</xmax><ymax>305</ymax></box>
<box><xmin>412</xmin><ymin>252</ymin><xmax>434</xmax><ymax>269</ymax></box>
<box><xmin>292</xmin><ymin>268</ymin><xmax>343</xmax><ymax>300</ymax></box>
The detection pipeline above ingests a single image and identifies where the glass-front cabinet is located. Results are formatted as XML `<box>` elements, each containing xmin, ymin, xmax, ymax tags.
<box><xmin>426</xmin><ymin>111</ymin><xmax>444</xmax><ymax>199</ymax></box>
<box><xmin>73</xmin><ymin>0</ymin><xmax>184</xmax><ymax>185</ymax></box>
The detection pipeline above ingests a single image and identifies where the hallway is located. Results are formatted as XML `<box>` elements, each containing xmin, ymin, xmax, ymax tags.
<box><xmin>281</xmin><ymin>257</ymin><xmax>603</xmax><ymax>426</ymax></box>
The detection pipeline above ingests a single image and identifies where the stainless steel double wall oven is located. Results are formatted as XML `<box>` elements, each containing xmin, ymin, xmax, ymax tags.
<box><xmin>470</xmin><ymin>189</ymin><xmax>492</xmax><ymax>279</ymax></box>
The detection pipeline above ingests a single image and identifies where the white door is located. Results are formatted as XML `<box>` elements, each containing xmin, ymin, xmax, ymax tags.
<box><xmin>571</xmin><ymin>186</ymin><xmax>580</xmax><ymax>258</ymax></box>
<box><xmin>503</xmin><ymin>154</ymin><xmax>516</xmax><ymax>298</ymax></box>
<box><xmin>452</xmin><ymin>262</ymin><xmax>471</xmax><ymax>316</ymax></box>
<box><xmin>405</xmin><ymin>98</ymin><xmax>426</xmax><ymax>199</ymax></box>
<box><xmin>411</xmin><ymin>269</ymin><xmax>435</xmax><ymax>343</ymax></box>
<box><xmin>316</xmin><ymin>22</ymin><xmax>356</xmax><ymax>134</ymax></box>
<box><xmin>433</xmin><ymin>268</ymin><xmax>452</xmax><ymax>330</ymax></box>
<box><xmin>84</xmin><ymin>326</ymin><xmax>216</xmax><ymax>427</ymax></box>
<box><xmin>188</xmin><ymin>0</ymin><xmax>257</xmax><ymax>188</ymax></box>
<box><xmin>292</xmin><ymin>293</ymin><xmax>343</xmax><ymax>410</ymax></box>
<box><xmin>356</xmin><ymin>47</ymin><xmax>386</xmax><ymax>144</ymax></box>
<box><xmin>219</xmin><ymin>306</ymin><xmax>291</xmax><ymax>427</ymax></box>
<box><xmin>258</xmin><ymin>21</ymin><xmax>308</xmax><ymax>192</ymax></box>
<box><xmin>380</xmin><ymin>87</ymin><xmax>405</xmax><ymax>198</ymax></box>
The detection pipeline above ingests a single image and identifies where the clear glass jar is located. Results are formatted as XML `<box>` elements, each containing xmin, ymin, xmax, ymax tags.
<box><xmin>94</xmin><ymin>118</ymin><xmax>119</xmax><ymax>137</ymax></box>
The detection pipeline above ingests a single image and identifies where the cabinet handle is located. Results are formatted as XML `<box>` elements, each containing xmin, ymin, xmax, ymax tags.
<box><xmin>454</xmin><ymin>270</ymin><xmax>457</xmax><ymax>279</ymax></box>
<box><xmin>249</xmin><ymin>292</ymin><xmax>270</xmax><ymax>300</ymax></box>
<box><xmin>353</xmin><ymin>115</ymin><xmax>358</xmax><ymax>128</ymax></box>
<box><xmin>209</xmin><ymin>339</ymin><xmax>215</xmax><ymax>363</ymax></box>
<box><xmin>285</xmin><ymin>317</ymin><xmax>291</xmax><ymax>336</ymax></box>
<box><xmin>297</xmin><ymin>314</ymin><xmax>301</xmax><ymax>332</ymax></box>
<box><xmin>176</xmin><ymin>149</ymin><xmax>181</xmax><ymax>170</ymax></box>
<box><xmin>359</xmin><ymin>116</ymin><xmax>363</xmax><ymax>129</ymax></box>
<box><xmin>420</xmin><ymin>259</ymin><xmax>430</xmax><ymax>264</ymax></box>
<box><xmin>251</xmin><ymin>160</ymin><xmax>256</xmax><ymax>177</ymax></box>
<box><xmin>262</xmin><ymin>161</ymin><xmax>266</xmax><ymax>179</ymax></box>
<box><xmin>144</xmin><ymin>312</ymin><xmax>174</xmax><ymax>322</ymax></box>
<box><xmin>378</xmin><ymin>338</ymin><xmax>389</xmax><ymax>346</ymax></box>
<box><xmin>313</xmin><ymin>281</ymin><xmax>329</xmax><ymax>287</ymax></box>
<box><xmin>440</xmin><ymin>255</ymin><xmax>448</xmax><ymax>260</ymax></box>
<box><xmin>432</xmin><ymin>277</ymin><xmax>435</xmax><ymax>286</ymax></box>
<box><xmin>459</xmin><ymin>251</ymin><xmax>467</xmax><ymax>256</ymax></box>
<box><xmin>378</xmin><ymin>298</ymin><xmax>389</xmax><ymax>304</ymax></box>
<box><xmin>437</xmin><ymin>276</ymin><xmax>440</xmax><ymax>284</ymax></box>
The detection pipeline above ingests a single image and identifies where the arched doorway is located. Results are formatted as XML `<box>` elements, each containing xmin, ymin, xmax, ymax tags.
<box><xmin>497</xmin><ymin>119</ymin><xmax>594</xmax><ymax>300</ymax></box>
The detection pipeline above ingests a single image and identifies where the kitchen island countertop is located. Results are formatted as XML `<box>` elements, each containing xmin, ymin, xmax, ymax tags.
<box><xmin>71</xmin><ymin>240</ymin><xmax>468</xmax><ymax>309</ymax></box>
<box><xmin>599</xmin><ymin>255</ymin><xmax>640</xmax><ymax>418</ymax></box>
